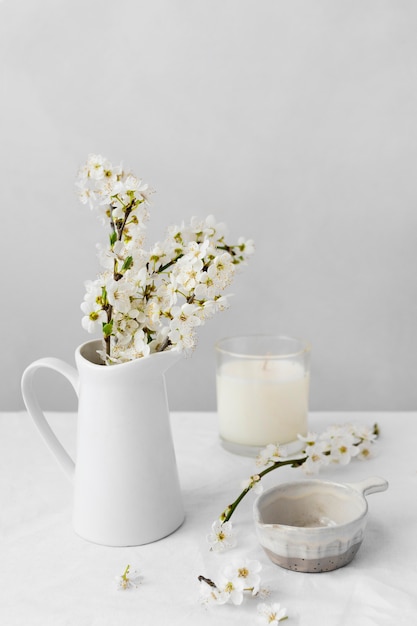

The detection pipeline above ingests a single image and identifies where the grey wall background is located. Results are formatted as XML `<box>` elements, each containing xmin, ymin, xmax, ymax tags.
<box><xmin>2</xmin><ymin>0</ymin><xmax>416</xmax><ymax>412</ymax></box>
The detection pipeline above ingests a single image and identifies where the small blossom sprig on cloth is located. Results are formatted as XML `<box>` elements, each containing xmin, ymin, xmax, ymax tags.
<box><xmin>77</xmin><ymin>154</ymin><xmax>254</xmax><ymax>364</ymax></box>
<box><xmin>114</xmin><ymin>564</ymin><xmax>141</xmax><ymax>590</ymax></box>
<box><xmin>257</xmin><ymin>602</ymin><xmax>288</xmax><ymax>624</ymax></box>
<box><xmin>207</xmin><ymin>423</ymin><xmax>378</xmax><ymax>550</ymax></box>
<box><xmin>199</xmin><ymin>559</ymin><xmax>263</xmax><ymax>606</ymax></box>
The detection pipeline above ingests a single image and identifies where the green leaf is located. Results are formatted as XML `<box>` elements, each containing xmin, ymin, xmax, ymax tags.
<box><xmin>122</xmin><ymin>255</ymin><xmax>133</xmax><ymax>271</ymax></box>
<box><xmin>102</xmin><ymin>320</ymin><xmax>113</xmax><ymax>338</ymax></box>
<box><xmin>109</xmin><ymin>231</ymin><xmax>117</xmax><ymax>246</ymax></box>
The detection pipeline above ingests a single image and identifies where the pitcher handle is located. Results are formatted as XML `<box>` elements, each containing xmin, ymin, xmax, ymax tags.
<box><xmin>21</xmin><ymin>357</ymin><xmax>79</xmax><ymax>481</ymax></box>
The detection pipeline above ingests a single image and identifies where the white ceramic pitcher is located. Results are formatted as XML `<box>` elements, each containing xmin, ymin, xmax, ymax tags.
<box><xmin>21</xmin><ymin>339</ymin><xmax>185</xmax><ymax>547</ymax></box>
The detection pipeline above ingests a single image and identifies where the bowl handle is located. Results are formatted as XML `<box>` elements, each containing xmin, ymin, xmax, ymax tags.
<box><xmin>346</xmin><ymin>476</ymin><xmax>389</xmax><ymax>496</ymax></box>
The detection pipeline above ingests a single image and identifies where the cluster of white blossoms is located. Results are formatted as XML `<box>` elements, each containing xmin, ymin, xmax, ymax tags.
<box><xmin>254</xmin><ymin>422</ymin><xmax>378</xmax><ymax>476</ymax></box>
<box><xmin>77</xmin><ymin>154</ymin><xmax>254</xmax><ymax>364</ymax></box>
<box><xmin>208</xmin><ymin>422</ymin><xmax>378</xmax><ymax>552</ymax></box>
<box><xmin>199</xmin><ymin>560</ymin><xmax>288</xmax><ymax>622</ymax></box>
<box><xmin>199</xmin><ymin>559</ymin><xmax>262</xmax><ymax>606</ymax></box>
<box><xmin>295</xmin><ymin>422</ymin><xmax>378</xmax><ymax>475</ymax></box>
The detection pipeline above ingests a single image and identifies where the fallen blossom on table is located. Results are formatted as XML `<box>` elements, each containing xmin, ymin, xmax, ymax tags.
<box><xmin>114</xmin><ymin>564</ymin><xmax>141</xmax><ymax>591</ymax></box>
<box><xmin>199</xmin><ymin>559</ymin><xmax>263</xmax><ymax>606</ymax></box>
<box><xmin>257</xmin><ymin>602</ymin><xmax>288</xmax><ymax>624</ymax></box>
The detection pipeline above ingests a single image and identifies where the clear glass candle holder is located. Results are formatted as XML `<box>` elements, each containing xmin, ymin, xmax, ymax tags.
<box><xmin>215</xmin><ymin>335</ymin><xmax>311</xmax><ymax>456</ymax></box>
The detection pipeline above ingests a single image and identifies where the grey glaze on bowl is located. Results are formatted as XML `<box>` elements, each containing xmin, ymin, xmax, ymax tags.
<box><xmin>253</xmin><ymin>476</ymin><xmax>388</xmax><ymax>573</ymax></box>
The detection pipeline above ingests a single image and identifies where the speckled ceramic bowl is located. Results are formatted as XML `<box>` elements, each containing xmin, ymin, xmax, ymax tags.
<box><xmin>253</xmin><ymin>476</ymin><xmax>388</xmax><ymax>573</ymax></box>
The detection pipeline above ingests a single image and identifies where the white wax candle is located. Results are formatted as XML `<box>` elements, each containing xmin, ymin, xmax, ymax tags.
<box><xmin>217</xmin><ymin>358</ymin><xmax>309</xmax><ymax>446</ymax></box>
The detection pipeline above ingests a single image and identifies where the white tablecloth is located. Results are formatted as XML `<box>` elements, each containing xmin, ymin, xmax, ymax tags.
<box><xmin>1</xmin><ymin>411</ymin><xmax>416</xmax><ymax>625</ymax></box>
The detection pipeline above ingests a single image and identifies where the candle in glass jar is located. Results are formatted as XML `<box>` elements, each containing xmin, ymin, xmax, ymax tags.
<box><xmin>217</xmin><ymin>358</ymin><xmax>309</xmax><ymax>447</ymax></box>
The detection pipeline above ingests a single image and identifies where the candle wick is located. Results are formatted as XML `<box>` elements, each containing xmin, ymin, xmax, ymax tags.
<box><xmin>262</xmin><ymin>353</ymin><xmax>271</xmax><ymax>370</ymax></box>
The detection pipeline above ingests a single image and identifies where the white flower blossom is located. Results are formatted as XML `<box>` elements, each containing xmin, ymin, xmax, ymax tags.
<box><xmin>133</xmin><ymin>329</ymin><xmax>151</xmax><ymax>357</ymax></box>
<box><xmin>221</xmin><ymin>559</ymin><xmax>262</xmax><ymax>596</ymax></box>
<box><xmin>351</xmin><ymin>424</ymin><xmax>377</xmax><ymax>444</ymax></box>
<box><xmin>181</xmin><ymin>240</ymin><xmax>210</xmax><ymax>264</ymax></box>
<box><xmin>176</xmin><ymin>263</ymin><xmax>202</xmax><ymax>291</ymax></box>
<box><xmin>96</xmin><ymin>240</ymin><xmax>126</xmax><ymax>271</ymax></box>
<box><xmin>327</xmin><ymin>432</ymin><xmax>360</xmax><ymax>465</ymax></box>
<box><xmin>300</xmin><ymin>440</ymin><xmax>330</xmax><ymax>474</ymax></box>
<box><xmin>77</xmin><ymin>183</ymin><xmax>96</xmax><ymax>209</ymax></box>
<box><xmin>106</xmin><ymin>278</ymin><xmax>133</xmax><ymax>314</ymax></box>
<box><xmin>207</xmin><ymin>519</ymin><xmax>237</xmax><ymax>552</ymax></box>
<box><xmin>86</xmin><ymin>154</ymin><xmax>107</xmax><ymax>180</ymax></box>
<box><xmin>207</xmin><ymin>252</ymin><xmax>235</xmax><ymax>289</ymax></box>
<box><xmin>197</xmin><ymin>295</ymin><xmax>230</xmax><ymax>320</ymax></box>
<box><xmin>199</xmin><ymin>559</ymin><xmax>263</xmax><ymax>607</ymax></box>
<box><xmin>214</xmin><ymin>571</ymin><xmax>245</xmax><ymax>606</ymax></box>
<box><xmin>356</xmin><ymin>440</ymin><xmax>375</xmax><ymax>461</ymax></box>
<box><xmin>199</xmin><ymin>578</ymin><xmax>229</xmax><ymax>606</ymax></box>
<box><xmin>168</xmin><ymin>303</ymin><xmax>202</xmax><ymax>353</ymax></box>
<box><xmin>256</xmin><ymin>443</ymin><xmax>288</xmax><ymax>468</ymax></box>
<box><xmin>237</xmin><ymin>237</ymin><xmax>255</xmax><ymax>256</ymax></box>
<box><xmin>157</xmin><ymin>276</ymin><xmax>178</xmax><ymax>309</ymax></box>
<box><xmin>257</xmin><ymin>602</ymin><xmax>288</xmax><ymax>625</ymax></box>
<box><xmin>83</xmin><ymin>278</ymin><xmax>103</xmax><ymax>303</ymax></box>
<box><xmin>298</xmin><ymin>431</ymin><xmax>320</xmax><ymax>448</ymax></box>
<box><xmin>193</xmin><ymin>272</ymin><xmax>217</xmax><ymax>300</ymax></box>
<box><xmin>80</xmin><ymin>300</ymin><xmax>107</xmax><ymax>333</ymax></box>
<box><xmin>114</xmin><ymin>564</ymin><xmax>141</xmax><ymax>591</ymax></box>
<box><xmin>144</xmin><ymin>300</ymin><xmax>163</xmax><ymax>331</ymax></box>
